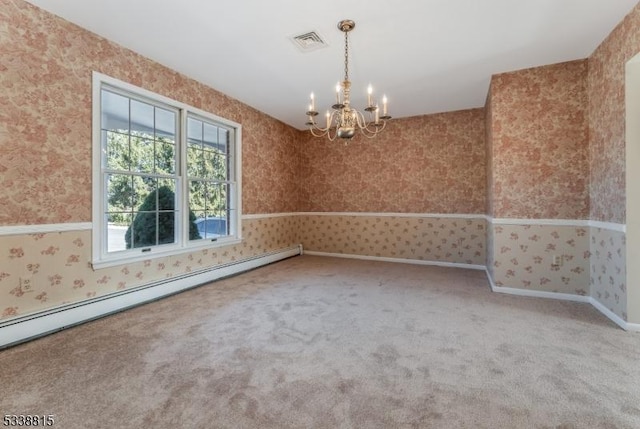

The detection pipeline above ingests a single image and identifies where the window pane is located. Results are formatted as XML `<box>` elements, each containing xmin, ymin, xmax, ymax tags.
<box><xmin>214</xmin><ymin>154</ymin><xmax>227</xmax><ymax>180</ymax></box>
<box><xmin>107</xmin><ymin>212</ymin><xmax>132</xmax><ymax>252</ymax></box>
<box><xmin>130</xmin><ymin>99</ymin><xmax>154</xmax><ymax>138</ymax></box>
<box><xmin>190</xmin><ymin>210</ymin><xmax>205</xmax><ymax>241</ymax></box>
<box><xmin>218</xmin><ymin>128</ymin><xmax>229</xmax><ymax>154</ymax></box>
<box><xmin>187</xmin><ymin>117</ymin><xmax>202</xmax><ymax>142</ymax></box>
<box><xmin>208</xmin><ymin>183</ymin><xmax>228</xmax><ymax>218</ymax></box>
<box><xmin>196</xmin><ymin>215</ymin><xmax>226</xmax><ymax>239</ymax></box>
<box><xmin>187</xmin><ymin>146</ymin><xmax>202</xmax><ymax>178</ymax></box>
<box><xmin>104</xmin><ymin>131</ymin><xmax>130</xmax><ymax>171</ymax></box>
<box><xmin>157</xmin><ymin>179</ymin><xmax>177</xmax><ymax>211</ymax></box>
<box><xmin>102</xmin><ymin>90</ymin><xmax>129</xmax><ymax>133</ymax></box>
<box><xmin>130</xmin><ymin>211</ymin><xmax>157</xmax><ymax>248</ymax></box>
<box><xmin>203</xmin><ymin>123</ymin><xmax>218</xmax><ymax>147</ymax></box>
<box><xmin>156</xmin><ymin>141</ymin><xmax>175</xmax><ymax>175</ymax></box>
<box><xmin>130</xmin><ymin>137</ymin><xmax>154</xmax><ymax>173</ymax></box>
<box><xmin>107</xmin><ymin>174</ymin><xmax>134</xmax><ymax>212</ymax></box>
<box><xmin>201</xmin><ymin>150</ymin><xmax>217</xmax><ymax>180</ymax></box>
<box><xmin>158</xmin><ymin>212</ymin><xmax>176</xmax><ymax>245</ymax></box>
<box><xmin>189</xmin><ymin>180</ymin><xmax>207</xmax><ymax>213</ymax></box>
<box><xmin>156</xmin><ymin>108</ymin><xmax>175</xmax><ymax>143</ymax></box>
<box><xmin>132</xmin><ymin>176</ymin><xmax>157</xmax><ymax>210</ymax></box>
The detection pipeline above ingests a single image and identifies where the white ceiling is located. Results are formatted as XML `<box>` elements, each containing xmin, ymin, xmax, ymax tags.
<box><xmin>24</xmin><ymin>0</ymin><xmax>638</xmax><ymax>130</ymax></box>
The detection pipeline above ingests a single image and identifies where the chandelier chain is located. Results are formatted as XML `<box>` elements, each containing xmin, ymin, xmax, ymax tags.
<box><xmin>344</xmin><ymin>31</ymin><xmax>349</xmax><ymax>82</ymax></box>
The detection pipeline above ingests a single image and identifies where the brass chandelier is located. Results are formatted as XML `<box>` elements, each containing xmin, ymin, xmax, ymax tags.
<box><xmin>305</xmin><ymin>19</ymin><xmax>391</xmax><ymax>140</ymax></box>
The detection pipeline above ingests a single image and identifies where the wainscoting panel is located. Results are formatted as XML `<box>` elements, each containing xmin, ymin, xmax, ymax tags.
<box><xmin>298</xmin><ymin>214</ymin><xmax>486</xmax><ymax>266</ymax></box>
<box><xmin>590</xmin><ymin>227</ymin><xmax>627</xmax><ymax>321</ymax></box>
<box><xmin>490</xmin><ymin>224</ymin><xmax>590</xmax><ymax>295</ymax></box>
<box><xmin>0</xmin><ymin>216</ymin><xmax>300</xmax><ymax>321</ymax></box>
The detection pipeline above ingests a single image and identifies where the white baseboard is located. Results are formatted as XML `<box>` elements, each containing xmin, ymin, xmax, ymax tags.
<box><xmin>588</xmin><ymin>296</ymin><xmax>639</xmax><ymax>331</ymax></box>
<box><xmin>0</xmin><ymin>246</ymin><xmax>301</xmax><ymax>349</ymax></box>
<box><xmin>485</xmin><ymin>269</ymin><xmax>638</xmax><ymax>332</ymax></box>
<box><xmin>304</xmin><ymin>250</ymin><xmax>486</xmax><ymax>270</ymax></box>
<box><xmin>626</xmin><ymin>322</ymin><xmax>640</xmax><ymax>332</ymax></box>
<box><xmin>484</xmin><ymin>268</ymin><xmax>591</xmax><ymax>303</ymax></box>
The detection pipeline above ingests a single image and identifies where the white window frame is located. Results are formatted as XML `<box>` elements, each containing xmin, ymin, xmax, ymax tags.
<box><xmin>91</xmin><ymin>72</ymin><xmax>242</xmax><ymax>269</ymax></box>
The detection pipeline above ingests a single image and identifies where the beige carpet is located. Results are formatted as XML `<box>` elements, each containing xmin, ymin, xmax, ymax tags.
<box><xmin>1</xmin><ymin>255</ymin><xmax>639</xmax><ymax>428</ymax></box>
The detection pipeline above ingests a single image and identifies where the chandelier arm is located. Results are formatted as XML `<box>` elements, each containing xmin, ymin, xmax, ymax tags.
<box><xmin>360</xmin><ymin>120</ymin><xmax>386</xmax><ymax>138</ymax></box>
<box><xmin>354</xmin><ymin>109</ymin><xmax>366</xmax><ymax>129</ymax></box>
<box><xmin>309</xmin><ymin>127</ymin><xmax>328</xmax><ymax>138</ymax></box>
<box><xmin>352</xmin><ymin>110</ymin><xmax>385</xmax><ymax>139</ymax></box>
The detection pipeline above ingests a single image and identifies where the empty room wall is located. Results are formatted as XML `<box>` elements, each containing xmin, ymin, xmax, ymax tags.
<box><xmin>486</xmin><ymin>60</ymin><xmax>591</xmax><ymax>295</ymax></box>
<box><xmin>0</xmin><ymin>0</ymin><xmax>301</xmax><ymax>320</ymax></box>
<box><xmin>298</xmin><ymin>109</ymin><xmax>487</xmax><ymax>267</ymax></box>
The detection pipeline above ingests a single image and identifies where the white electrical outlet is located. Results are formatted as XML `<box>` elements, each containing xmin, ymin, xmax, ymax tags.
<box><xmin>552</xmin><ymin>255</ymin><xmax>563</xmax><ymax>266</ymax></box>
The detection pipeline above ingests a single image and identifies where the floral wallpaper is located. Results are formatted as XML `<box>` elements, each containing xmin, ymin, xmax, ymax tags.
<box><xmin>488</xmin><ymin>60</ymin><xmax>589</xmax><ymax>220</ymax></box>
<box><xmin>299</xmin><ymin>215</ymin><xmax>486</xmax><ymax>266</ymax></box>
<box><xmin>485</xmin><ymin>88</ymin><xmax>494</xmax><ymax>218</ymax></box>
<box><xmin>299</xmin><ymin>109</ymin><xmax>486</xmax><ymax>215</ymax></box>
<box><xmin>590</xmin><ymin>228</ymin><xmax>627</xmax><ymax>321</ymax></box>
<box><xmin>588</xmin><ymin>1</ymin><xmax>640</xmax><ymax>224</ymax></box>
<box><xmin>0</xmin><ymin>0</ymin><xmax>300</xmax><ymax>225</ymax></box>
<box><xmin>0</xmin><ymin>217</ymin><xmax>300</xmax><ymax>320</ymax></box>
<box><xmin>491</xmin><ymin>224</ymin><xmax>590</xmax><ymax>295</ymax></box>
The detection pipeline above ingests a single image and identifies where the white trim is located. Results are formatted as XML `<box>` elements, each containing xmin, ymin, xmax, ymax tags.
<box><xmin>304</xmin><ymin>250</ymin><xmax>486</xmax><ymax>270</ymax></box>
<box><xmin>244</xmin><ymin>212</ymin><xmax>489</xmax><ymax>220</ymax></box>
<box><xmin>242</xmin><ymin>213</ymin><xmax>298</xmax><ymax>220</ymax></box>
<box><xmin>0</xmin><ymin>216</ymin><xmax>623</xmax><ymax>236</ymax></box>
<box><xmin>0</xmin><ymin>223</ymin><xmax>92</xmax><ymax>236</ymax></box>
<box><xmin>588</xmin><ymin>297</ymin><xmax>629</xmax><ymax>331</ymax></box>
<box><xmin>490</xmin><ymin>218</ymin><xmax>590</xmax><ymax>227</ymax></box>
<box><xmin>485</xmin><ymin>269</ymin><xmax>639</xmax><ymax>332</ymax></box>
<box><xmin>625</xmin><ymin>322</ymin><xmax>640</xmax><ymax>332</ymax></box>
<box><xmin>297</xmin><ymin>212</ymin><xmax>489</xmax><ymax>219</ymax></box>
<box><xmin>91</xmin><ymin>71</ymin><xmax>102</xmax><ymax>267</ymax></box>
<box><xmin>235</xmin><ymin>126</ymin><xmax>243</xmax><ymax>239</ymax></box>
<box><xmin>0</xmin><ymin>246</ymin><xmax>300</xmax><ymax>349</ymax></box>
<box><xmin>241</xmin><ymin>214</ymin><xmax>625</xmax><ymax>234</ymax></box>
<box><xmin>589</xmin><ymin>221</ymin><xmax>627</xmax><ymax>233</ymax></box>
<box><xmin>484</xmin><ymin>268</ymin><xmax>590</xmax><ymax>303</ymax></box>
<box><xmin>0</xmin><ymin>212</ymin><xmax>489</xmax><ymax>236</ymax></box>
<box><xmin>488</xmin><ymin>217</ymin><xmax>626</xmax><ymax>233</ymax></box>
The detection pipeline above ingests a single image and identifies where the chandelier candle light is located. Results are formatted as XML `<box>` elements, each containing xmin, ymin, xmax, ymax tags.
<box><xmin>305</xmin><ymin>19</ymin><xmax>391</xmax><ymax>140</ymax></box>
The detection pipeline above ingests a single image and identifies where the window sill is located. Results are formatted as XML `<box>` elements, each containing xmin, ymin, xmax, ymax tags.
<box><xmin>91</xmin><ymin>237</ymin><xmax>243</xmax><ymax>270</ymax></box>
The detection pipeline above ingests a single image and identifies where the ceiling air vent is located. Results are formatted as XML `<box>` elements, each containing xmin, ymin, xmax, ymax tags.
<box><xmin>290</xmin><ymin>31</ymin><xmax>327</xmax><ymax>52</ymax></box>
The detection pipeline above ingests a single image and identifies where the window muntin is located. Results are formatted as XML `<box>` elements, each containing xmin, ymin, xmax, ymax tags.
<box><xmin>93</xmin><ymin>73</ymin><xmax>241</xmax><ymax>268</ymax></box>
